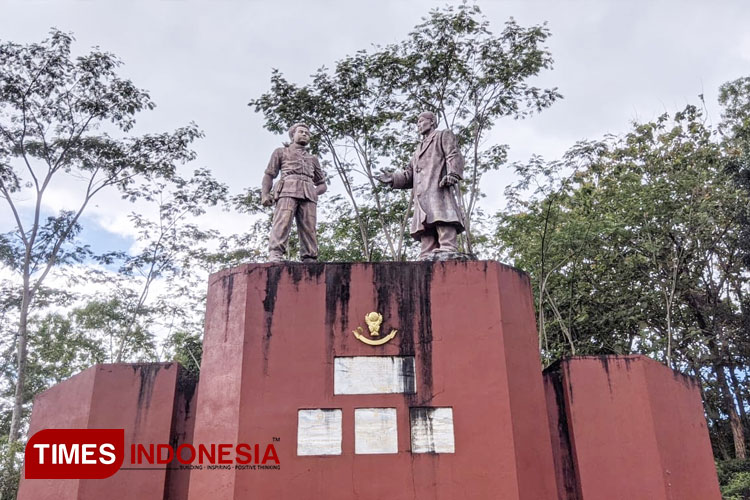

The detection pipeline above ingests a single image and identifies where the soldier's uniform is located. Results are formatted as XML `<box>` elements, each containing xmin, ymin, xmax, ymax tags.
<box><xmin>265</xmin><ymin>143</ymin><xmax>326</xmax><ymax>261</ymax></box>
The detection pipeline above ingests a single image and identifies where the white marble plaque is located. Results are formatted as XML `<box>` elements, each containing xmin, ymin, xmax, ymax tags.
<box><xmin>297</xmin><ymin>409</ymin><xmax>342</xmax><ymax>456</ymax></box>
<box><xmin>334</xmin><ymin>356</ymin><xmax>416</xmax><ymax>395</ymax></box>
<box><xmin>354</xmin><ymin>408</ymin><xmax>398</xmax><ymax>454</ymax></box>
<box><xmin>410</xmin><ymin>407</ymin><xmax>455</xmax><ymax>453</ymax></box>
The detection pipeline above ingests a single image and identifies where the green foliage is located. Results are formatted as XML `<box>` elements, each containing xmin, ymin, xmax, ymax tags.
<box><xmin>497</xmin><ymin>85</ymin><xmax>750</xmax><ymax>464</ymax></box>
<box><xmin>167</xmin><ymin>330</ymin><xmax>202</xmax><ymax>376</ymax></box>
<box><xmin>29</xmin><ymin>312</ymin><xmax>106</xmax><ymax>383</ymax></box>
<box><xmin>720</xmin><ymin>77</ymin><xmax>750</xmax><ymax>144</ymax></box>
<box><xmin>0</xmin><ymin>27</ymin><xmax>211</xmax><ymax>449</ymax></box>
<box><xmin>717</xmin><ymin>459</ymin><xmax>750</xmax><ymax>499</ymax></box>
<box><xmin>0</xmin><ymin>438</ymin><xmax>22</xmax><ymax>500</ymax></box>
<box><xmin>497</xmin><ymin>104</ymin><xmax>749</xmax><ymax>366</ymax></box>
<box><xmin>723</xmin><ymin>472</ymin><xmax>750</xmax><ymax>500</ymax></box>
<box><xmin>719</xmin><ymin>77</ymin><xmax>750</xmax><ymax>298</ymax></box>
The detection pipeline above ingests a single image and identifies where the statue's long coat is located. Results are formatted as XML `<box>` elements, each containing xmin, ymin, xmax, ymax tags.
<box><xmin>392</xmin><ymin>129</ymin><xmax>465</xmax><ymax>239</ymax></box>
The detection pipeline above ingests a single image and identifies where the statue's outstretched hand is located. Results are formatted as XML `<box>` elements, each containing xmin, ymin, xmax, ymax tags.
<box><xmin>375</xmin><ymin>169</ymin><xmax>394</xmax><ymax>186</ymax></box>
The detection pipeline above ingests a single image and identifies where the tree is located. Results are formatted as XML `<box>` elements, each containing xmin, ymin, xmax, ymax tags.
<box><xmin>496</xmin><ymin>98</ymin><xmax>750</xmax><ymax>460</ymax></box>
<box><xmin>250</xmin><ymin>2</ymin><xmax>560</xmax><ymax>260</ymax></box>
<box><xmin>376</xmin><ymin>4</ymin><xmax>559</xmax><ymax>250</ymax></box>
<box><xmin>719</xmin><ymin>77</ymin><xmax>750</xmax><ymax>327</ymax></box>
<box><xmin>0</xmin><ymin>29</ymin><xmax>202</xmax><ymax>448</ymax></box>
<box><xmin>105</xmin><ymin>167</ymin><xmax>226</xmax><ymax>363</ymax></box>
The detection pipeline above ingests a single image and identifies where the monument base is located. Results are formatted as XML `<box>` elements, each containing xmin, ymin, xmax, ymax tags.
<box><xmin>17</xmin><ymin>262</ymin><xmax>722</xmax><ymax>499</ymax></box>
<box><xmin>544</xmin><ymin>356</ymin><xmax>721</xmax><ymax>499</ymax></box>
<box><xmin>187</xmin><ymin>261</ymin><xmax>558</xmax><ymax>500</ymax></box>
<box><xmin>18</xmin><ymin>363</ymin><xmax>197</xmax><ymax>500</ymax></box>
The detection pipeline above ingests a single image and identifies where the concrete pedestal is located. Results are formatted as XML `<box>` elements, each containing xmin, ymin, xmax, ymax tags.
<box><xmin>188</xmin><ymin>261</ymin><xmax>558</xmax><ymax>500</ymax></box>
<box><xmin>18</xmin><ymin>262</ymin><xmax>723</xmax><ymax>499</ymax></box>
<box><xmin>17</xmin><ymin>363</ymin><xmax>196</xmax><ymax>500</ymax></box>
<box><xmin>544</xmin><ymin>356</ymin><xmax>721</xmax><ymax>500</ymax></box>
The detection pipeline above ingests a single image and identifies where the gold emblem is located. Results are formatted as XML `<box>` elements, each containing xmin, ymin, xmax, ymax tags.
<box><xmin>353</xmin><ymin>312</ymin><xmax>398</xmax><ymax>346</ymax></box>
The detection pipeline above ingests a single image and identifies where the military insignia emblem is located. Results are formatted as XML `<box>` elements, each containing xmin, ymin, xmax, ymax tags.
<box><xmin>352</xmin><ymin>312</ymin><xmax>398</xmax><ymax>346</ymax></box>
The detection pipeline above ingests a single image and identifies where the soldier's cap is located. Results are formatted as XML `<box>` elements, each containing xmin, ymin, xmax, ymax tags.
<box><xmin>418</xmin><ymin>111</ymin><xmax>438</xmax><ymax>126</ymax></box>
<box><xmin>288</xmin><ymin>122</ymin><xmax>311</xmax><ymax>140</ymax></box>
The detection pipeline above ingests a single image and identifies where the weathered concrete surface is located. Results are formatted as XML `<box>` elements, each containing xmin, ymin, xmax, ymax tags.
<box><xmin>163</xmin><ymin>371</ymin><xmax>199</xmax><ymax>500</ymax></box>
<box><xmin>187</xmin><ymin>261</ymin><xmax>558</xmax><ymax>500</ymax></box>
<box><xmin>17</xmin><ymin>363</ymin><xmax>197</xmax><ymax>500</ymax></box>
<box><xmin>18</xmin><ymin>263</ymin><xmax>723</xmax><ymax>499</ymax></box>
<box><xmin>410</xmin><ymin>407</ymin><xmax>455</xmax><ymax>454</ymax></box>
<box><xmin>544</xmin><ymin>356</ymin><xmax>721</xmax><ymax>500</ymax></box>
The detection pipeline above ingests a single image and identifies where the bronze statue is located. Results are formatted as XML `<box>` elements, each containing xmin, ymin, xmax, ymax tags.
<box><xmin>377</xmin><ymin>111</ymin><xmax>466</xmax><ymax>260</ymax></box>
<box><xmin>261</xmin><ymin>123</ymin><xmax>327</xmax><ymax>262</ymax></box>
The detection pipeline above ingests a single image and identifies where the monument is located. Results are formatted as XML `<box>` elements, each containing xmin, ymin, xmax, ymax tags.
<box><xmin>186</xmin><ymin>261</ymin><xmax>558</xmax><ymax>499</ymax></box>
<box><xmin>377</xmin><ymin>111</ymin><xmax>469</xmax><ymax>261</ymax></box>
<box><xmin>261</xmin><ymin>122</ymin><xmax>327</xmax><ymax>262</ymax></box>
<box><xmin>17</xmin><ymin>261</ymin><xmax>721</xmax><ymax>499</ymax></box>
<box><xmin>16</xmin><ymin>122</ymin><xmax>721</xmax><ymax>499</ymax></box>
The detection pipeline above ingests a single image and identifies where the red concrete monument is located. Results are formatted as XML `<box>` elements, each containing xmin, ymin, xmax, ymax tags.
<box><xmin>544</xmin><ymin>356</ymin><xmax>721</xmax><ymax>499</ymax></box>
<box><xmin>18</xmin><ymin>262</ymin><xmax>722</xmax><ymax>499</ymax></box>
<box><xmin>188</xmin><ymin>261</ymin><xmax>558</xmax><ymax>499</ymax></box>
<box><xmin>17</xmin><ymin>363</ymin><xmax>196</xmax><ymax>500</ymax></box>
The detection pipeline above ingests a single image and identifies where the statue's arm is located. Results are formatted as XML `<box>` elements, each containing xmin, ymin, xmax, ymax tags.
<box><xmin>376</xmin><ymin>157</ymin><xmax>413</xmax><ymax>189</ymax></box>
<box><xmin>438</xmin><ymin>130</ymin><xmax>464</xmax><ymax>188</ymax></box>
<box><xmin>261</xmin><ymin>148</ymin><xmax>282</xmax><ymax>206</ymax></box>
<box><xmin>390</xmin><ymin>158</ymin><xmax>414</xmax><ymax>189</ymax></box>
<box><xmin>441</xmin><ymin>130</ymin><xmax>464</xmax><ymax>179</ymax></box>
<box><xmin>261</xmin><ymin>174</ymin><xmax>274</xmax><ymax>206</ymax></box>
<box><xmin>313</xmin><ymin>157</ymin><xmax>327</xmax><ymax>196</ymax></box>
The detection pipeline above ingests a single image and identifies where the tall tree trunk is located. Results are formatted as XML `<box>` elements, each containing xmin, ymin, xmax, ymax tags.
<box><xmin>716</xmin><ymin>364</ymin><xmax>747</xmax><ymax>459</ymax></box>
<box><xmin>729</xmin><ymin>365</ymin><xmax>749</xmax><ymax>427</ymax></box>
<box><xmin>9</xmin><ymin>280</ymin><xmax>30</xmax><ymax>443</ymax></box>
<box><xmin>693</xmin><ymin>366</ymin><xmax>730</xmax><ymax>460</ymax></box>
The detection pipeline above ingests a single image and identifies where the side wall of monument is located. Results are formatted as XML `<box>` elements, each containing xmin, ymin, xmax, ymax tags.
<box><xmin>543</xmin><ymin>356</ymin><xmax>721</xmax><ymax>500</ymax></box>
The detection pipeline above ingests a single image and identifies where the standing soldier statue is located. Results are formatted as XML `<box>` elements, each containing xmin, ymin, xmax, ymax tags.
<box><xmin>377</xmin><ymin>111</ymin><xmax>468</xmax><ymax>260</ymax></box>
<box><xmin>261</xmin><ymin>123</ymin><xmax>327</xmax><ymax>262</ymax></box>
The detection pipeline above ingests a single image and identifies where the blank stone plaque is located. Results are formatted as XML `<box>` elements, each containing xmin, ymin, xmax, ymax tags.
<box><xmin>410</xmin><ymin>407</ymin><xmax>455</xmax><ymax>453</ymax></box>
<box><xmin>297</xmin><ymin>409</ymin><xmax>342</xmax><ymax>456</ymax></box>
<box><xmin>354</xmin><ymin>408</ymin><xmax>398</xmax><ymax>454</ymax></box>
<box><xmin>334</xmin><ymin>356</ymin><xmax>416</xmax><ymax>395</ymax></box>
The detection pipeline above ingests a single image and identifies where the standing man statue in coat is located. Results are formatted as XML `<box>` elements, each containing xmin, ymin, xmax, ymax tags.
<box><xmin>377</xmin><ymin>111</ymin><xmax>467</xmax><ymax>260</ymax></box>
<box><xmin>261</xmin><ymin>122</ymin><xmax>327</xmax><ymax>262</ymax></box>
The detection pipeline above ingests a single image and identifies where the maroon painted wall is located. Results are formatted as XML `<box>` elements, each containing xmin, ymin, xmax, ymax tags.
<box><xmin>18</xmin><ymin>363</ymin><xmax>196</xmax><ymax>500</ymax></box>
<box><xmin>543</xmin><ymin>356</ymin><xmax>721</xmax><ymax>500</ymax></box>
<box><xmin>188</xmin><ymin>261</ymin><xmax>558</xmax><ymax>500</ymax></box>
<box><xmin>18</xmin><ymin>262</ymin><xmax>722</xmax><ymax>500</ymax></box>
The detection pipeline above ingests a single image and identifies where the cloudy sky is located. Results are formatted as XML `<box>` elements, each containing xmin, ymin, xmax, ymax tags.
<box><xmin>1</xmin><ymin>0</ymin><xmax>749</xmax><ymax>253</ymax></box>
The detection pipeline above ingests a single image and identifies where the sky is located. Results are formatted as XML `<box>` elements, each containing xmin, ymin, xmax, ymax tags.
<box><xmin>1</xmin><ymin>0</ymin><xmax>749</xmax><ymax>255</ymax></box>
